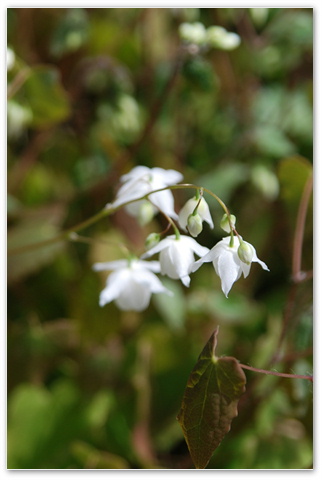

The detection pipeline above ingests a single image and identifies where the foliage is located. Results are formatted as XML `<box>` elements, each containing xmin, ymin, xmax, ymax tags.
<box><xmin>7</xmin><ymin>7</ymin><xmax>313</xmax><ymax>469</ymax></box>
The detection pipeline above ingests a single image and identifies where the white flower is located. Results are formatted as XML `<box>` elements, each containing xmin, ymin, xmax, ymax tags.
<box><xmin>141</xmin><ymin>235</ymin><xmax>209</xmax><ymax>287</ymax></box>
<box><xmin>179</xmin><ymin>22</ymin><xmax>207</xmax><ymax>46</ymax></box>
<box><xmin>7</xmin><ymin>47</ymin><xmax>15</xmax><ymax>71</ymax></box>
<box><xmin>206</xmin><ymin>26</ymin><xmax>241</xmax><ymax>51</ymax></box>
<box><xmin>178</xmin><ymin>196</ymin><xmax>214</xmax><ymax>233</ymax></box>
<box><xmin>191</xmin><ymin>236</ymin><xmax>269</xmax><ymax>297</ymax></box>
<box><xmin>107</xmin><ymin>166</ymin><xmax>183</xmax><ymax>224</ymax></box>
<box><xmin>93</xmin><ymin>259</ymin><xmax>172</xmax><ymax>311</ymax></box>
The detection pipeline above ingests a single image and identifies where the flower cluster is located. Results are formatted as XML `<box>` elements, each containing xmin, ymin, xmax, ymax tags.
<box><xmin>94</xmin><ymin>166</ymin><xmax>269</xmax><ymax>311</ymax></box>
<box><xmin>179</xmin><ymin>22</ymin><xmax>241</xmax><ymax>51</ymax></box>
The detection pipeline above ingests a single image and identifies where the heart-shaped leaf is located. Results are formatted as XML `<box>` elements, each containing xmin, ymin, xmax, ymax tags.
<box><xmin>177</xmin><ymin>328</ymin><xmax>246</xmax><ymax>469</ymax></box>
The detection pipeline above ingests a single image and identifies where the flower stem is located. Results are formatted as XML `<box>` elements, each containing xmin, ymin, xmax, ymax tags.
<box><xmin>8</xmin><ymin>183</ymin><xmax>228</xmax><ymax>255</ymax></box>
<box><xmin>239</xmin><ymin>363</ymin><xmax>313</xmax><ymax>382</ymax></box>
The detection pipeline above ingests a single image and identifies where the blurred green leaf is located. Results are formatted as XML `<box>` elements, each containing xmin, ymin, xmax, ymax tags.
<box><xmin>197</xmin><ymin>162</ymin><xmax>249</xmax><ymax>205</ymax></box>
<box><xmin>177</xmin><ymin>329</ymin><xmax>246</xmax><ymax>469</ymax></box>
<box><xmin>253</xmin><ymin>125</ymin><xmax>295</xmax><ymax>158</ymax></box>
<box><xmin>187</xmin><ymin>289</ymin><xmax>262</xmax><ymax>325</ymax></box>
<box><xmin>7</xmin><ymin>380</ymin><xmax>83</xmax><ymax>469</ymax></box>
<box><xmin>71</xmin><ymin>441</ymin><xmax>130</xmax><ymax>469</ymax></box>
<box><xmin>266</xmin><ymin>10</ymin><xmax>313</xmax><ymax>48</ymax></box>
<box><xmin>182</xmin><ymin>57</ymin><xmax>218</xmax><ymax>91</ymax></box>
<box><xmin>278</xmin><ymin>156</ymin><xmax>312</xmax><ymax>209</ymax></box>
<box><xmin>17</xmin><ymin>66</ymin><xmax>70</xmax><ymax>128</ymax></box>
<box><xmin>50</xmin><ymin>8</ymin><xmax>89</xmax><ymax>58</ymax></box>
<box><xmin>153</xmin><ymin>278</ymin><xmax>186</xmax><ymax>330</ymax></box>
<box><xmin>7</xmin><ymin>205</ymin><xmax>66</xmax><ymax>283</ymax></box>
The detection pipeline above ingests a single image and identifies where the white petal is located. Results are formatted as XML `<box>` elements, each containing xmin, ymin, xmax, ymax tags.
<box><xmin>159</xmin><ymin>248</ymin><xmax>178</xmax><ymax>278</ymax></box>
<box><xmin>190</xmin><ymin>252</ymin><xmax>213</xmax><ymax>272</ymax></box>
<box><xmin>93</xmin><ymin>260</ymin><xmax>128</xmax><ymax>272</ymax></box>
<box><xmin>239</xmin><ymin>259</ymin><xmax>251</xmax><ymax>278</ymax></box>
<box><xmin>242</xmin><ymin>241</ymin><xmax>269</xmax><ymax>272</ymax></box>
<box><xmin>199</xmin><ymin>198</ymin><xmax>214</xmax><ymax>229</ymax></box>
<box><xmin>255</xmin><ymin>258</ymin><xmax>270</xmax><ymax>271</ymax></box>
<box><xmin>178</xmin><ymin>198</ymin><xmax>197</xmax><ymax>230</ymax></box>
<box><xmin>149</xmin><ymin>189</ymin><xmax>178</xmax><ymax>219</ymax></box>
<box><xmin>167</xmin><ymin>241</ymin><xmax>194</xmax><ymax>279</ymax></box>
<box><xmin>134</xmin><ymin>268</ymin><xmax>172</xmax><ymax>294</ymax></box>
<box><xmin>99</xmin><ymin>270</ymin><xmax>128</xmax><ymax>306</ymax></box>
<box><xmin>180</xmin><ymin>275</ymin><xmax>191</xmax><ymax>287</ymax></box>
<box><xmin>120</xmin><ymin>165</ymin><xmax>150</xmax><ymax>183</ymax></box>
<box><xmin>141</xmin><ymin>236</ymin><xmax>174</xmax><ymax>258</ymax></box>
<box><xmin>151</xmin><ymin>167</ymin><xmax>183</xmax><ymax>185</ymax></box>
<box><xmin>215</xmin><ymin>251</ymin><xmax>241</xmax><ymax>297</ymax></box>
<box><xmin>116</xmin><ymin>278</ymin><xmax>152</xmax><ymax>311</ymax></box>
<box><xmin>135</xmin><ymin>260</ymin><xmax>162</xmax><ymax>273</ymax></box>
<box><xmin>181</xmin><ymin>235</ymin><xmax>210</xmax><ymax>257</ymax></box>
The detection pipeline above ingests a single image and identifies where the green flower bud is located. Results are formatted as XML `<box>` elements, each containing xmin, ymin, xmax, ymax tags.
<box><xmin>237</xmin><ymin>241</ymin><xmax>254</xmax><ymax>265</ymax></box>
<box><xmin>145</xmin><ymin>233</ymin><xmax>161</xmax><ymax>250</ymax></box>
<box><xmin>220</xmin><ymin>213</ymin><xmax>236</xmax><ymax>233</ymax></box>
<box><xmin>187</xmin><ymin>213</ymin><xmax>203</xmax><ymax>237</ymax></box>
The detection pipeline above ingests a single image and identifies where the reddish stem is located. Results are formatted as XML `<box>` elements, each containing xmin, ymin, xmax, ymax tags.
<box><xmin>239</xmin><ymin>363</ymin><xmax>313</xmax><ymax>382</ymax></box>
<box><xmin>292</xmin><ymin>174</ymin><xmax>313</xmax><ymax>283</ymax></box>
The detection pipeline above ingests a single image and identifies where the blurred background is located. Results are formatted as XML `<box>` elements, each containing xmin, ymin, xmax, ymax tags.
<box><xmin>7</xmin><ymin>8</ymin><xmax>313</xmax><ymax>469</ymax></box>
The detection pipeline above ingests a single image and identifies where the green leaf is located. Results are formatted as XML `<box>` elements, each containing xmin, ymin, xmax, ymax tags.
<box><xmin>7</xmin><ymin>205</ymin><xmax>66</xmax><ymax>283</ymax></box>
<box><xmin>278</xmin><ymin>155</ymin><xmax>312</xmax><ymax>209</ymax></box>
<box><xmin>177</xmin><ymin>328</ymin><xmax>246</xmax><ymax>469</ymax></box>
<box><xmin>50</xmin><ymin>8</ymin><xmax>89</xmax><ymax>58</ymax></box>
<box><xmin>17</xmin><ymin>66</ymin><xmax>70</xmax><ymax>128</ymax></box>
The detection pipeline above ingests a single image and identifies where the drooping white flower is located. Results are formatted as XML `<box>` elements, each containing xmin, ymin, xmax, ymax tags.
<box><xmin>191</xmin><ymin>236</ymin><xmax>269</xmax><ymax>297</ymax></box>
<box><xmin>141</xmin><ymin>235</ymin><xmax>209</xmax><ymax>287</ymax></box>
<box><xmin>178</xmin><ymin>196</ymin><xmax>214</xmax><ymax>234</ymax></box>
<box><xmin>107</xmin><ymin>166</ymin><xmax>183</xmax><ymax>224</ymax></box>
<box><xmin>93</xmin><ymin>258</ymin><xmax>172</xmax><ymax>311</ymax></box>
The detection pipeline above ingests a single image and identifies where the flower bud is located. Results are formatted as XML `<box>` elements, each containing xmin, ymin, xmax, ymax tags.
<box><xmin>237</xmin><ymin>241</ymin><xmax>254</xmax><ymax>265</ymax></box>
<box><xmin>138</xmin><ymin>201</ymin><xmax>155</xmax><ymax>226</ymax></box>
<box><xmin>145</xmin><ymin>233</ymin><xmax>161</xmax><ymax>250</ymax></box>
<box><xmin>220</xmin><ymin>213</ymin><xmax>236</xmax><ymax>233</ymax></box>
<box><xmin>187</xmin><ymin>213</ymin><xmax>203</xmax><ymax>237</ymax></box>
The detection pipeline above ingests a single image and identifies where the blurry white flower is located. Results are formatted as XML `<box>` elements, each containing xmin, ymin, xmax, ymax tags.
<box><xmin>93</xmin><ymin>258</ymin><xmax>172</xmax><ymax>311</ymax></box>
<box><xmin>191</xmin><ymin>236</ymin><xmax>269</xmax><ymax>297</ymax></box>
<box><xmin>7</xmin><ymin>47</ymin><xmax>15</xmax><ymax>70</ymax></box>
<box><xmin>179</xmin><ymin>22</ymin><xmax>207</xmax><ymax>46</ymax></box>
<box><xmin>206</xmin><ymin>26</ymin><xmax>241</xmax><ymax>50</ymax></box>
<box><xmin>178</xmin><ymin>196</ymin><xmax>214</xmax><ymax>234</ymax></box>
<box><xmin>142</xmin><ymin>234</ymin><xmax>209</xmax><ymax>287</ymax></box>
<box><xmin>7</xmin><ymin>100</ymin><xmax>32</xmax><ymax>140</ymax></box>
<box><xmin>107</xmin><ymin>166</ymin><xmax>183</xmax><ymax>224</ymax></box>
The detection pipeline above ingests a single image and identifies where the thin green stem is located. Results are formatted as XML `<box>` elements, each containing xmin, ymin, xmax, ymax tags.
<box><xmin>68</xmin><ymin>232</ymin><xmax>130</xmax><ymax>256</ymax></box>
<box><xmin>8</xmin><ymin>207</ymin><xmax>110</xmax><ymax>255</ymax></box>
<box><xmin>8</xmin><ymin>183</ymin><xmax>229</xmax><ymax>256</ymax></box>
<box><xmin>239</xmin><ymin>363</ymin><xmax>313</xmax><ymax>382</ymax></box>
